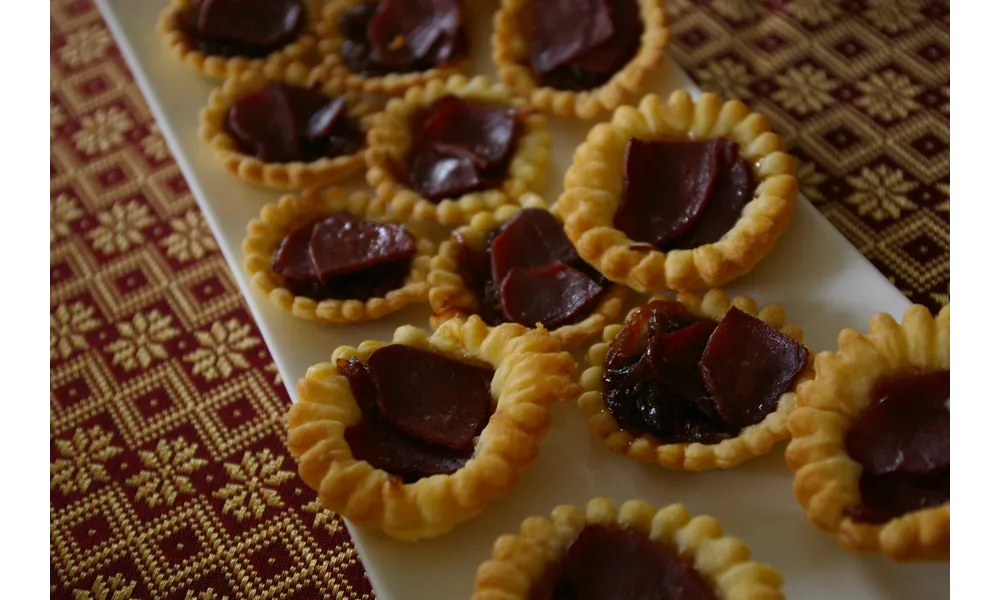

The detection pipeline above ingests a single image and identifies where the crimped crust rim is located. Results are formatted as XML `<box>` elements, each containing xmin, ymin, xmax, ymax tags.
<box><xmin>578</xmin><ymin>289</ymin><xmax>813</xmax><ymax>471</ymax></box>
<box><xmin>241</xmin><ymin>187</ymin><xmax>433</xmax><ymax>325</ymax></box>
<box><xmin>364</xmin><ymin>74</ymin><xmax>551</xmax><ymax>227</ymax></box>
<box><xmin>491</xmin><ymin>0</ymin><xmax>670</xmax><ymax>119</ymax></box>
<box><xmin>427</xmin><ymin>193</ymin><xmax>627</xmax><ymax>349</ymax></box>
<box><xmin>198</xmin><ymin>64</ymin><xmax>374</xmax><ymax>190</ymax></box>
<box><xmin>157</xmin><ymin>0</ymin><xmax>320</xmax><ymax>79</ymax></box>
<box><xmin>786</xmin><ymin>304</ymin><xmax>950</xmax><ymax>561</ymax></box>
<box><xmin>472</xmin><ymin>497</ymin><xmax>785</xmax><ymax>600</ymax></box>
<box><xmin>311</xmin><ymin>0</ymin><xmax>471</xmax><ymax>95</ymax></box>
<box><xmin>553</xmin><ymin>90</ymin><xmax>800</xmax><ymax>292</ymax></box>
<box><xmin>286</xmin><ymin>317</ymin><xmax>581</xmax><ymax>540</ymax></box>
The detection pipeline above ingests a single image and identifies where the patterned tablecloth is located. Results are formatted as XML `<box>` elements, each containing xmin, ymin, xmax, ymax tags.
<box><xmin>49</xmin><ymin>1</ymin><xmax>949</xmax><ymax>598</ymax></box>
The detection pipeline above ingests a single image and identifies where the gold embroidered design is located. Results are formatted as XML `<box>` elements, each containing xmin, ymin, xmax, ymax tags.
<box><xmin>213</xmin><ymin>449</ymin><xmax>296</xmax><ymax>522</ymax></box>
<box><xmin>60</xmin><ymin>24</ymin><xmax>113</xmax><ymax>68</ymax></box>
<box><xmin>935</xmin><ymin>183</ymin><xmax>949</xmax><ymax>213</ymax></box>
<box><xmin>51</xmin><ymin>301</ymin><xmax>102</xmax><ymax>360</ymax></box>
<box><xmin>126</xmin><ymin>437</ymin><xmax>207</xmax><ymax>508</ymax></box>
<box><xmin>772</xmin><ymin>64</ymin><xmax>838</xmax><ymax>114</ymax></box>
<box><xmin>786</xmin><ymin>0</ymin><xmax>841</xmax><ymax>26</ymax></box>
<box><xmin>73</xmin><ymin>106</ymin><xmax>134</xmax><ymax>156</ymax></box>
<box><xmin>51</xmin><ymin>193</ymin><xmax>84</xmax><ymax>244</ymax></box>
<box><xmin>51</xmin><ymin>426</ymin><xmax>123</xmax><ymax>495</ymax></box>
<box><xmin>183</xmin><ymin>318</ymin><xmax>260</xmax><ymax>381</ymax></box>
<box><xmin>712</xmin><ymin>0</ymin><xmax>763</xmax><ymax>22</ymax></box>
<box><xmin>846</xmin><ymin>164</ymin><xmax>919</xmax><ymax>221</ymax></box>
<box><xmin>856</xmin><ymin>71</ymin><xmax>922</xmax><ymax>121</ymax></box>
<box><xmin>89</xmin><ymin>200</ymin><xmax>156</xmax><ymax>255</ymax></box>
<box><xmin>52</xmin><ymin>103</ymin><xmax>67</xmax><ymax>139</ymax></box>
<box><xmin>161</xmin><ymin>210</ymin><xmax>218</xmax><ymax>262</ymax></box>
<box><xmin>303</xmin><ymin>498</ymin><xmax>343</xmax><ymax>537</ymax></box>
<box><xmin>141</xmin><ymin>124</ymin><xmax>170</xmax><ymax>161</ymax></box>
<box><xmin>863</xmin><ymin>0</ymin><xmax>923</xmax><ymax>33</ymax></box>
<box><xmin>71</xmin><ymin>573</ymin><xmax>138</xmax><ymax>600</ymax></box>
<box><xmin>797</xmin><ymin>160</ymin><xmax>829</xmax><ymax>203</ymax></box>
<box><xmin>694</xmin><ymin>57</ymin><xmax>753</xmax><ymax>101</ymax></box>
<box><xmin>105</xmin><ymin>309</ymin><xmax>179</xmax><ymax>370</ymax></box>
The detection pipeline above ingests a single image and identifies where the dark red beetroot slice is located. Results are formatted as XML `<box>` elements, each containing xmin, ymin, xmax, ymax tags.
<box><xmin>614</xmin><ymin>138</ymin><xmax>721</xmax><ymax>247</ymax></box>
<box><xmin>551</xmin><ymin>524</ymin><xmax>716</xmax><ymax>600</ymax></box>
<box><xmin>271</xmin><ymin>220</ymin><xmax>318</xmax><ymax>282</ymax></box>
<box><xmin>366</xmin><ymin>0</ymin><xmax>461</xmax><ymax>67</ymax></box>
<box><xmin>337</xmin><ymin>356</ymin><xmax>380</xmax><ymax>420</ymax></box>
<box><xmin>499</xmin><ymin>263</ymin><xmax>604</xmax><ymax>329</ymax></box>
<box><xmin>198</xmin><ymin>0</ymin><xmax>303</xmax><ymax>47</ymax></box>
<box><xmin>845</xmin><ymin>371</ymin><xmax>950</xmax><ymax>476</ymax></box>
<box><xmin>489</xmin><ymin>208</ymin><xmax>580</xmax><ymax>286</ymax></box>
<box><xmin>227</xmin><ymin>82</ymin><xmax>300</xmax><ymax>163</ymax></box>
<box><xmin>305</xmin><ymin>96</ymin><xmax>348</xmax><ymax>141</ymax></box>
<box><xmin>307</xmin><ymin>211</ymin><xmax>416</xmax><ymax>282</ymax></box>
<box><xmin>417</xmin><ymin>96</ymin><xmax>518</xmax><ymax>170</ymax></box>
<box><xmin>667</xmin><ymin>139</ymin><xmax>755</xmax><ymax>250</ymax></box>
<box><xmin>647</xmin><ymin>320</ymin><xmax>718</xmax><ymax>401</ymax></box>
<box><xmin>700</xmin><ymin>307</ymin><xmax>809</xmax><ymax>430</ymax></box>
<box><xmin>344</xmin><ymin>420</ymin><xmax>472</xmax><ymax>484</ymax></box>
<box><xmin>410</xmin><ymin>147</ymin><xmax>483</xmax><ymax>200</ymax></box>
<box><xmin>605</xmin><ymin>300</ymin><xmax>705</xmax><ymax>370</ymax></box>
<box><xmin>570</xmin><ymin>0</ymin><xmax>642</xmax><ymax>74</ymax></box>
<box><xmin>529</xmin><ymin>0</ymin><xmax>614</xmax><ymax>74</ymax></box>
<box><xmin>845</xmin><ymin>468</ymin><xmax>950</xmax><ymax>524</ymax></box>
<box><xmin>366</xmin><ymin>345</ymin><xmax>493</xmax><ymax>450</ymax></box>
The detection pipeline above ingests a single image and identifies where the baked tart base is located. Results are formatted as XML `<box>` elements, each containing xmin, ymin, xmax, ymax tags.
<box><xmin>365</xmin><ymin>75</ymin><xmax>550</xmax><ymax>227</ymax></box>
<box><xmin>157</xmin><ymin>0</ymin><xmax>320</xmax><ymax>79</ymax></box>
<box><xmin>491</xmin><ymin>0</ymin><xmax>669</xmax><ymax>120</ymax></box>
<box><xmin>553</xmin><ymin>91</ymin><xmax>799</xmax><ymax>292</ymax></box>
<box><xmin>786</xmin><ymin>304</ymin><xmax>950</xmax><ymax>561</ymax></box>
<box><xmin>242</xmin><ymin>187</ymin><xmax>432</xmax><ymax>325</ymax></box>
<box><xmin>428</xmin><ymin>193</ymin><xmax>627</xmax><ymax>349</ymax></box>
<box><xmin>199</xmin><ymin>63</ymin><xmax>373</xmax><ymax>190</ymax></box>
<box><xmin>472</xmin><ymin>497</ymin><xmax>785</xmax><ymax>600</ymax></box>
<box><xmin>311</xmin><ymin>0</ymin><xmax>471</xmax><ymax>95</ymax></box>
<box><xmin>579</xmin><ymin>289</ymin><xmax>811</xmax><ymax>471</ymax></box>
<box><xmin>286</xmin><ymin>317</ymin><xmax>580</xmax><ymax>540</ymax></box>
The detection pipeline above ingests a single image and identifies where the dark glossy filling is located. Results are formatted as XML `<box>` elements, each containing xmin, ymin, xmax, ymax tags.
<box><xmin>180</xmin><ymin>0</ymin><xmax>306</xmax><ymax>58</ymax></box>
<box><xmin>338</xmin><ymin>0</ymin><xmax>468</xmax><ymax>76</ymax></box>
<box><xmin>270</xmin><ymin>211</ymin><xmax>416</xmax><ymax>302</ymax></box>
<box><xmin>844</xmin><ymin>371</ymin><xmax>950</xmax><ymax>524</ymax></box>
<box><xmin>454</xmin><ymin>208</ymin><xmax>610</xmax><ymax>329</ymax></box>
<box><xmin>528</xmin><ymin>0</ymin><xmax>642</xmax><ymax>91</ymax></box>
<box><xmin>603</xmin><ymin>300</ymin><xmax>808</xmax><ymax>444</ymax></box>
<box><xmin>530</xmin><ymin>524</ymin><xmax>717</xmax><ymax>600</ymax></box>
<box><xmin>615</xmin><ymin>138</ymin><xmax>756</xmax><ymax>251</ymax></box>
<box><xmin>224</xmin><ymin>82</ymin><xmax>364</xmax><ymax>164</ymax></box>
<box><xmin>340</xmin><ymin>344</ymin><xmax>495</xmax><ymax>483</ymax></box>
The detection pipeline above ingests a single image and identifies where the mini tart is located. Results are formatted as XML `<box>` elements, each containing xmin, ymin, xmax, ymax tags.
<box><xmin>472</xmin><ymin>497</ymin><xmax>785</xmax><ymax>600</ymax></box>
<box><xmin>199</xmin><ymin>63</ymin><xmax>374</xmax><ymax>190</ymax></box>
<box><xmin>429</xmin><ymin>193</ymin><xmax>627</xmax><ymax>349</ymax></box>
<box><xmin>365</xmin><ymin>75</ymin><xmax>550</xmax><ymax>227</ymax></box>
<box><xmin>286</xmin><ymin>317</ymin><xmax>580</xmax><ymax>540</ymax></box>
<box><xmin>786</xmin><ymin>304</ymin><xmax>950</xmax><ymax>561</ymax></box>
<box><xmin>579</xmin><ymin>289</ymin><xmax>812</xmax><ymax>471</ymax></box>
<box><xmin>242</xmin><ymin>187</ymin><xmax>432</xmax><ymax>325</ymax></box>
<box><xmin>553</xmin><ymin>91</ymin><xmax>799</xmax><ymax>292</ymax></box>
<box><xmin>491</xmin><ymin>0</ymin><xmax>669</xmax><ymax>120</ymax></box>
<box><xmin>312</xmin><ymin>0</ymin><xmax>471</xmax><ymax>95</ymax></box>
<box><xmin>157</xmin><ymin>0</ymin><xmax>321</xmax><ymax>79</ymax></box>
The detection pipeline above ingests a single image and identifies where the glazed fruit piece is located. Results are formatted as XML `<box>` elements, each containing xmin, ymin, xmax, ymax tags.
<box><xmin>242</xmin><ymin>188</ymin><xmax>434</xmax><ymax>325</ymax></box>
<box><xmin>286</xmin><ymin>317</ymin><xmax>580</xmax><ymax>540</ymax></box>
<box><xmin>492</xmin><ymin>0</ymin><xmax>668</xmax><ymax>118</ymax></box>
<box><xmin>312</xmin><ymin>0</ymin><xmax>471</xmax><ymax>94</ymax></box>
<box><xmin>158</xmin><ymin>0</ymin><xmax>321</xmax><ymax>78</ymax></box>
<box><xmin>578</xmin><ymin>290</ymin><xmax>812</xmax><ymax>471</ymax></box>
<box><xmin>365</xmin><ymin>75</ymin><xmax>550</xmax><ymax>226</ymax></box>
<box><xmin>472</xmin><ymin>498</ymin><xmax>785</xmax><ymax>600</ymax></box>
<box><xmin>428</xmin><ymin>195</ymin><xmax>627</xmax><ymax>349</ymax></box>
<box><xmin>200</xmin><ymin>66</ymin><xmax>373</xmax><ymax>189</ymax></box>
<box><xmin>554</xmin><ymin>91</ymin><xmax>800</xmax><ymax>292</ymax></box>
<box><xmin>787</xmin><ymin>304</ymin><xmax>950</xmax><ymax>561</ymax></box>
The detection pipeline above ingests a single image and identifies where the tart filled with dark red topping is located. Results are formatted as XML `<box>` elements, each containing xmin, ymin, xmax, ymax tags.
<box><xmin>578</xmin><ymin>291</ymin><xmax>810</xmax><ymax>470</ymax></box>
<box><xmin>338</xmin><ymin>344</ymin><xmax>494</xmax><ymax>483</ymax></box>
<box><xmin>178</xmin><ymin>0</ymin><xmax>307</xmax><ymax>58</ymax></box>
<box><xmin>225</xmin><ymin>82</ymin><xmax>364</xmax><ymax>164</ymax></box>
<box><xmin>615</xmin><ymin>138</ymin><xmax>757</xmax><ymax>252</ymax></box>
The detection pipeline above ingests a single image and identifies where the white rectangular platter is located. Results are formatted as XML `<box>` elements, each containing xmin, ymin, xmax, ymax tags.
<box><xmin>96</xmin><ymin>1</ymin><xmax>949</xmax><ymax>598</ymax></box>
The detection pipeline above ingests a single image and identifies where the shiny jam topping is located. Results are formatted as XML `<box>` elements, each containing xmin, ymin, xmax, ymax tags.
<box><xmin>454</xmin><ymin>208</ymin><xmax>609</xmax><ymax>329</ymax></box>
<box><xmin>615</xmin><ymin>138</ymin><xmax>755</xmax><ymax>251</ymax></box>
<box><xmin>225</xmin><ymin>82</ymin><xmax>363</xmax><ymax>163</ymax></box>
<box><xmin>340</xmin><ymin>345</ymin><xmax>495</xmax><ymax>483</ymax></box>
<box><xmin>407</xmin><ymin>96</ymin><xmax>522</xmax><ymax>201</ymax></box>
<box><xmin>338</xmin><ymin>0</ymin><xmax>467</xmax><ymax>76</ymax></box>
<box><xmin>843</xmin><ymin>371</ymin><xmax>950</xmax><ymax>524</ymax></box>
<box><xmin>529</xmin><ymin>0</ymin><xmax>642</xmax><ymax>91</ymax></box>
<box><xmin>181</xmin><ymin>0</ymin><xmax>306</xmax><ymax>58</ymax></box>
<box><xmin>530</xmin><ymin>524</ymin><xmax>717</xmax><ymax>600</ymax></box>
<box><xmin>270</xmin><ymin>211</ymin><xmax>416</xmax><ymax>301</ymax></box>
<box><xmin>602</xmin><ymin>300</ymin><xmax>808</xmax><ymax>444</ymax></box>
